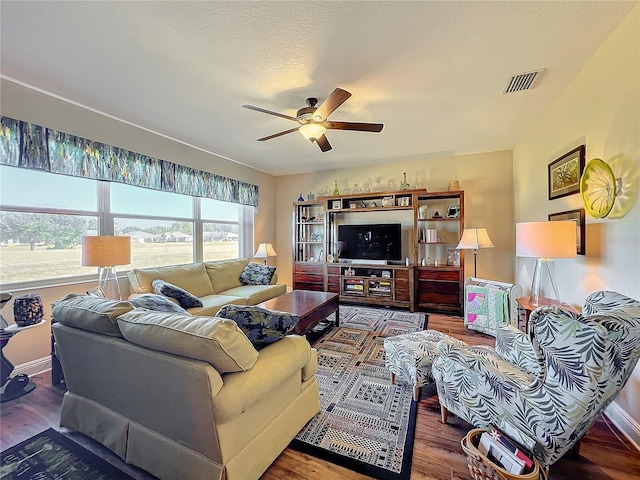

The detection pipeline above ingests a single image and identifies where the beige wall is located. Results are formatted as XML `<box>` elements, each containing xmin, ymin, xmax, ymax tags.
<box><xmin>0</xmin><ymin>78</ymin><xmax>277</xmax><ymax>371</ymax></box>
<box><xmin>513</xmin><ymin>6</ymin><xmax>640</xmax><ymax>444</ymax></box>
<box><xmin>275</xmin><ymin>150</ymin><xmax>515</xmax><ymax>288</ymax></box>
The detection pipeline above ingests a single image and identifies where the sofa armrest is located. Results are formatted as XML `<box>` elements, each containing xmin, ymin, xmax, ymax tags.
<box><xmin>211</xmin><ymin>335</ymin><xmax>313</xmax><ymax>422</ymax></box>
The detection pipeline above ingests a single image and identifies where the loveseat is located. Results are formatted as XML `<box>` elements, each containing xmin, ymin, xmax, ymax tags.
<box><xmin>51</xmin><ymin>294</ymin><xmax>320</xmax><ymax>480</ymax></box>
<box><xmin>127</xmin><ymin>258</ymin><xmax>287</xmax><ymax>316</ymax></box>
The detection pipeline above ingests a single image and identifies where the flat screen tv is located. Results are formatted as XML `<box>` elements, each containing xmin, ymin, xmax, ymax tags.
<box><xmin>338</xmin><ymin>223</ymin><xmax>402</xmax><ymax>261</ymax></box>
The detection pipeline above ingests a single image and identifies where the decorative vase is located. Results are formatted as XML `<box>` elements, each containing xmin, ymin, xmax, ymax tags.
<box><xmin>333</xmin><ymin>180</ymin><xmax>340</xmax><ymax>196</ymax></box>
<box><xmin>400</xmin><ymin>172</ymin><xmax>410</xmax><ymax>190</ymax></box>
<box><xmin>297</xmin><ymin>193</ymin><xmax>304</xmax><ymax>201</ymax></box>
<box><xmin>13</xmin><ymin>293</ymin><xmax>44</xmax><ymax>326</ymax></box>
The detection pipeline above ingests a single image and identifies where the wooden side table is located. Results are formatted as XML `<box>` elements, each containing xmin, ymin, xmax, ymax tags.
<box><xmin>516</xmin><ymin>297</ymin><xmax>581</xmax><ymax>332</ymax></box>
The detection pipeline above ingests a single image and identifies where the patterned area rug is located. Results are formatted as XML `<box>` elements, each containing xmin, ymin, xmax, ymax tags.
<box><xmin>1</xmin><ymin>428</ymin><xmax>136</xmax><ymax>479</ymax></box>
<box><xmin>291</xmin><ymin>305</ymin><xmax>428</xmax><ymax>480</ymax></box>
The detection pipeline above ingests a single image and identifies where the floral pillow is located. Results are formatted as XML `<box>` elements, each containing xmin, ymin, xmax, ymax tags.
<box><xmin>152</xmin><ymin>279</ymin><xmax>203</xmax><ymax>309</ymax></box>
<box><xmin>239</xmin><ymin>263</ymin><xmax>276</xmax><ymax>286</ymax></box>
<box><xmin>215</xmin><ymin>305</ymin><xmax>299</xmax><ymax>347</ymax></box>
<box><xmin>128</xmin><ymin>294</ymin><xmax>189</xmax><ymax>314</ymax></box>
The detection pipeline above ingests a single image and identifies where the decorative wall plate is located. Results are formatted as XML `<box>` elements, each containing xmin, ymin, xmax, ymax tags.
<box><xmin>580</xmin><ymin>158</ymin><xmax>616</xmax><ymax>218</ymax></box>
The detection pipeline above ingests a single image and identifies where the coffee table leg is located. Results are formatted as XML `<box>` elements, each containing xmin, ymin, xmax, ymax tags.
<box><xmin>335</xmin><ymin>305</ymin><xmax>340</xmax><ymax>327</ymax></box>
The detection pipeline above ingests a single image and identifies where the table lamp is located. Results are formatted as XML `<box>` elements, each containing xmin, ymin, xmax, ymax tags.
<box><xmin>82</xmin><ymin>236</ymin><xmax>131</xmax><ymax>300</ymax></box>
<box><xmin>516</xmin><ymin>221</ymin><xmax>576</xmax><ymax>306</ymax></box>
<box><xmin>254</xmin><ymin>243</ymin><xmax>277</xmax><ymax>265</ymax></box>
<box><xmin>456</xmin><ymin>228</ymin><xmax>494</xmax><ymax>277</ymax></box>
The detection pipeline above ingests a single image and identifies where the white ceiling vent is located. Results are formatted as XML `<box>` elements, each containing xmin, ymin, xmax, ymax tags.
<box><xmin>502</xmin><ymin>68</ymin><xmax>545</xmax><ymax>94</ymax></box>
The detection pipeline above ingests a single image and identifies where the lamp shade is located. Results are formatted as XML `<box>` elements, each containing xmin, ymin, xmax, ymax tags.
<box><xmin>82</xmin><ymin>236</ymin><xmax>131</xmax><ymax>267</ymax></box>
<box><xmin>456</xmin><ymin>228</ymin><xmax>494</xmax><ymax>250</ymax></box>
<box><xmin>299</xmin><ymin>123</ymin><xmax>326</xmax><ymax>141</ymax></box>
<box><xmin>516</xmin><ymin>222</ymin><xmax>576</xmax><ymax>258</ymax></box>
<box><xmin>254</xmin><ymin>243</ymin><xmax>277</xmax><ymax>259</ymax></box>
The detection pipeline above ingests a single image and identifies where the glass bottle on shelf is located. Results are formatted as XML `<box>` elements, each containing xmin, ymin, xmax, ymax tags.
<box><xmin>333</xmin><ymin>180</ymin><xmax>340</xmax><ymax>196</ymax></box>
<box><xmin>297</xmin><ymin>193</ymin><xmax>304</xmax><ymax>201</ymax></box>
<box><xmin>374</xmin><ymin>179</ymin><xmax>383</xmax><ymax>192</ymax></box>
<box><xmin>352</xmin><ymin>183</ymin><xmax>359</xmax><ymax>194</ymax></box>
<box><xmin>323</xmin><ymin>185</ymin><xmax>330</xmax><ymax>196</ymax></box>
<box><xmin>365</xmin><ymin>177</ymin><xmax>373</xmax><ymax>193</ymax></box>
<box><xmin>400</xmin><ymin>172</ymin><xmax>410</xmax><ymax>190</ymax></box>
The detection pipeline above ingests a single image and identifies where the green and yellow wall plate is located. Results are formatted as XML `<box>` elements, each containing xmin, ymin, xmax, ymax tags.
<box><xmin>580</xmin><ymin>158</ymin><xmax>617</xmax><ymax>218</ymax></box>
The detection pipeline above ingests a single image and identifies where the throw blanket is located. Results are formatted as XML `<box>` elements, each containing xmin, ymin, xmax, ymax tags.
<box><xmin>465</xmin><ymin>284</ymin><xmax>509</xmax><ymax>336</ymax></box>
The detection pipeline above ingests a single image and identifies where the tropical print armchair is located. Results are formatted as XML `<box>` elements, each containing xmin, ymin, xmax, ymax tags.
<box><xmin>432</xmin><ymin>291</ymin><xmax>640</xmax><ymax>467</ymax></box>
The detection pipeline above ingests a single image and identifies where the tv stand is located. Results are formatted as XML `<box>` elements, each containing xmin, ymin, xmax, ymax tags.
<box><xmin>339</xmin><ymin>264</ymin><xmax>413</xmax><ymax>311</ymax></box>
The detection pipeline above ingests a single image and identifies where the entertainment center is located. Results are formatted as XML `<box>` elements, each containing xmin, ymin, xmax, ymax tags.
<box><xmin>292</xmin><ymin>188</ymin><xmax>465</xmax><ymax>313</ymax></box>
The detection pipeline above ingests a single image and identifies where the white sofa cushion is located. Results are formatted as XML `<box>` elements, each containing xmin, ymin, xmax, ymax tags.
<box><xmin>117</xmin><ymin>310</ymin><xmax>259</xmax><ymax>373</ymax></box>
<box><xmin>128</xmin><ymin>263</ymin><xmax>215</xmax><ymax>297</ymax></box>
<box><xmin>204</xmin><ymin>258</ymin><xmax>250</xmax><ymax>293</ymax></box>
<box><xmin>52</xmin><ymin>293</ymin><xmax>132</xmax><ymax>337</ymax></box>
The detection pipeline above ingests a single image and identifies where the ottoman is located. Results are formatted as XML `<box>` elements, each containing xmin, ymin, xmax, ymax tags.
<box><xmin>383</xmin><ymin>330</ymin><xmax>467</xmax><ymax>401</ymax></box>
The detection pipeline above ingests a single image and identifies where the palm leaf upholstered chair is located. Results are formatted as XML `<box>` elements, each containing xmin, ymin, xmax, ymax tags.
<box><xmin>432</xmin><ymin>291</ymin><xmax>640</xmax><ymax>468</ymax></box>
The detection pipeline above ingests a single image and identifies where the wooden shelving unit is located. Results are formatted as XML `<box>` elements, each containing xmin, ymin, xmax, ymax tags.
<box><xmin>291</xmin><ymin>189</ymin><xmax>464</xmax><ymax>313</ymax></box>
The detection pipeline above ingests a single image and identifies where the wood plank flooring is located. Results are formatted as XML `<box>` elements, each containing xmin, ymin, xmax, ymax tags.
<box><xmin>2</xmin><ymin>312</ymin><xmax>639</xmax><ymax>479</ymax></box>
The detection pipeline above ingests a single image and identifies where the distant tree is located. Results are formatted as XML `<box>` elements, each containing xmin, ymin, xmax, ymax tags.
<box><xmin>0</xmin><ymin>212</ymin><xmax>89</xmax><ymax>250</ymax></box>
<box><xmin>170</xmin><ymin>221</ymin><xmax>193</xmax><ymax>235</ymax></box>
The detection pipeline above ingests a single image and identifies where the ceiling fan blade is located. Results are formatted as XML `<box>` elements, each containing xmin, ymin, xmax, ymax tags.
<box><xmin>313</xmin><ymin>88</ymin><xmax>351</xmax><ymax>122</ymax></box>
<box><xmin>257</xmin><ymin>127</ymin><xmax>300</xmax><ymax>141</ymax></box>
<box><xmin>325</xmin><ymin>121</ymin><xmax>384</xmax><ymax>132</ymax></box>
<box><xmin>242</xmin><ymin>104</ymin><xmax>298</xmax><ymax>122</ymax></box>
<box><xmin>316</xmin><ymin>134</ymin><xmax>332</xmax><ymax>152</ymax></box>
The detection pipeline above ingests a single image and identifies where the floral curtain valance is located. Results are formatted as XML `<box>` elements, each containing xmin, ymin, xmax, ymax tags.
<box><xmin>0</xmin><ymin>116</ymin><xmax>259</xmax><ymax>207</ymax></box>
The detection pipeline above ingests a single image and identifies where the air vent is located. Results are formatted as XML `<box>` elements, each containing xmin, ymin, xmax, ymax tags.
<box><xmin>502</xmin><ymin>69</ymin><xmax>545</xmax><ymax>94</ymax></box>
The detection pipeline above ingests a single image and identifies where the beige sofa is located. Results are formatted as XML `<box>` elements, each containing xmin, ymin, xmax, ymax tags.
<box><xmin>127</xmin><ymin>258</ymin><xmax>287</xmax><ymax>315</ymax></box>
<box><xmin>52</xmin><ymin>295</ymin><xmax>320</xmax><ymax>480</ymax></box>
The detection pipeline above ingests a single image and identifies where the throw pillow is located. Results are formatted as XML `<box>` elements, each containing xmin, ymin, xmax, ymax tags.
<box><xmin>152</xmin><ymin>279</ymin><xmax>203</xmax><ymax>308</ymax></box>
<box><xmin>128</xmin><ymin>294</ymin><xmax>188</xmax><ymax>314</ymax></box>
<box><xmin>239</xmin><ymin>262</ymin><xmax>276</xmax><ymax>286</ymax></box>
<box><xmin>116</xmin><ymin>310</ymin><xmax>258</xmax><ymax>373</ymax></box>
<box><xmin>215</xmin><ymin>304</ymin><xmax>299</xmax><ymax>347</ymax></box>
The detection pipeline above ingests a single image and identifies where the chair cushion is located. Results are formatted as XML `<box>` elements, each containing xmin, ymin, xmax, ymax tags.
<box><xmin>239</xmin><ymin>263</ymin><xmax>276</xmax><ymax>286</ymax></box>
<box><xmin>117</xmin><ymin>310</ymin><xmax>258</xmax><ymax>373</ymax></box>
<box><xmin>51</xmin><ymin>293</ymin><xmax>131</xmax><ymax>337</ymax></box>
<box><xmin>152</xmin><ymin>279</ymin><xmax>203</xmax><ymax>308</ymax></box>
<box><xmin>128</xmin><ymin>294</ymin><xmax>188</xmax><ymax>314</ymax></box>
<box><xmin>215</xmin><ymin>304</ymin><xmax>299</xmax><ymax>347</ymax></box>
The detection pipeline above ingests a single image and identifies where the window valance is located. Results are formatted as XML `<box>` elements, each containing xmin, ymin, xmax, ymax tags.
<box><xmin>0</xmin><ymin>116</ymin><xmax>259</xmax><ymax>207</ymax></box>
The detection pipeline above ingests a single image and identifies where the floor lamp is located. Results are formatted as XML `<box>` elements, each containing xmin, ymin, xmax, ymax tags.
<box><xmin>516</xmin><ymin>221</ymin><xmax>576</xmax><ymax>306</ymax></box>
<box><xmin>456</xmin><ymin>228</ymin><xmax>494</xmax><ymax>278</ymax></box>
<box><xmin>254</xmin><ymin>243</ymin><xmax>277</xmax><ymax>265</ymax></box>
<box><xmin>82</xmin><ymin>236</ymin><xmax>132</xmax><ymax>300</ymax></box>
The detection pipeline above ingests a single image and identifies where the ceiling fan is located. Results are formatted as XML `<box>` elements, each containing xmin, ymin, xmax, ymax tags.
<box><xmin>242</xmin><ymin>88</ymin><xmax>383</xmax><ymax>152</ymax></box>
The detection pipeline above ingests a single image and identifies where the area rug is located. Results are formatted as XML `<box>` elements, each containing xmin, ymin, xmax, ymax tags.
<box><xmin>0</xmin><ymin>428</ymin><xmax>135</xmax><ymax>479</ymax></box>
<box><xmin>291</xmin><ymin>305</ymin><xmax>428</xmax><ymax>480</ymax></box>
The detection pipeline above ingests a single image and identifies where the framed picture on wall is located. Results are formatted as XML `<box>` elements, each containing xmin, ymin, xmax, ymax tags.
<box><xmin>548</xmin><ymin>208</ymin><xmax>585</xmax><ymax>255</ymax></box>
<box><xmin>548</xmin><ymin>145</ymin><xmax>585</xmax><ymax>200</ymax></box>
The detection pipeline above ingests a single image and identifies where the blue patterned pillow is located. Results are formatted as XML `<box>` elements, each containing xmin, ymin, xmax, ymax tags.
<box><xmin>239</xmin><ymin>263</ymin><xmax>276</xmax><ymax>286</ymax></box>
<box><xmin>128</xmin><ymin>294</ymin><xmax>188</xmax><ymax>314</ymax></box>
<box><xmin>152</xmin><ymin>279</ymin><xmax>203</xmax><ymax>308</ymax></box>
<box><xmin>215</xmin><ymin>305</ymin><xmax>299</xmax><ymax>347</ymax></box>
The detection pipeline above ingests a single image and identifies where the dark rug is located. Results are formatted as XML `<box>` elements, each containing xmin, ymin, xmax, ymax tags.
<box><xmin>291</xmin><ymin>305</ymin><xmax>428</xmax><ymax>480</ymax></box>
<box><xmin>1</xmin><ymin>428</ymin><xmax>135</xmax><ymax>479</ymax></box>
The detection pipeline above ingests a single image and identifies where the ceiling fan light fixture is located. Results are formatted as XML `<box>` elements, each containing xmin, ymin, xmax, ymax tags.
<box><xmin>299</xmin><ymin>123</ymin><xmax>326</xmax><ymax>141</ymax></box>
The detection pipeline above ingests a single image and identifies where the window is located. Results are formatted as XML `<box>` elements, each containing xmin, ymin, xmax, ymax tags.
<box><xmin>202</xmin><ymin>198</ymin><xmax>240</xmax><ymax>262</ymax></box>
<box><xmin>0</xmin><ymin>166</ymin><xmax>254</xmax><ymax>288</ymax></box>
<box><xmin>0</xmin><ymin>166</ymin><xmax>99</xmax><ymax>284</ymax></box>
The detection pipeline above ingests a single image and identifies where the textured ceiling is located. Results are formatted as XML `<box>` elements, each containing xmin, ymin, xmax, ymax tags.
<box><xmin>0</xmin><ymin>1</ymin><xmax>635</xmax><ymax>176</ymax></box>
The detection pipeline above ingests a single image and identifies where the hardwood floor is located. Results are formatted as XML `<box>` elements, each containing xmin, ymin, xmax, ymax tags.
<box><xmin>2</xmin><ymin>313</ymin><xmax>639</xmax><ymax>479</ymax></box>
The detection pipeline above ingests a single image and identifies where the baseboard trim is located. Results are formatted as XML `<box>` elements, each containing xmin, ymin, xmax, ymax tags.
<box><xmin>12</xmin><ymin>356</ymin><xmax>51</xmax><ymax>378</ymax></box>
<box><xmin>605</xmin><ymin>401</ymin><xmax>640</xmax><ymax>452</ymax></box>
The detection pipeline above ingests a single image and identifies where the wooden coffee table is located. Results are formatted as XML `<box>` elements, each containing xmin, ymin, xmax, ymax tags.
<box><xmin>256</xmin><ymin>290</ymin><xmax>339</xmax><ymax>336</ymax></box>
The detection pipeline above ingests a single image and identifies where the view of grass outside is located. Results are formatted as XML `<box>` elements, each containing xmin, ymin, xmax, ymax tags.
<box><xmin>0</xmin><ymin>241</ymin><xmax>239</xmax><ymax>284</ymax></box>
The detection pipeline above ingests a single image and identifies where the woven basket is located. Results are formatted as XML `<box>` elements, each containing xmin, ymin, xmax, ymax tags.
<box><xmin>461</xmin><ymin>428</ymin><xmax>547</xmax><ymax>480</ymax></box>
